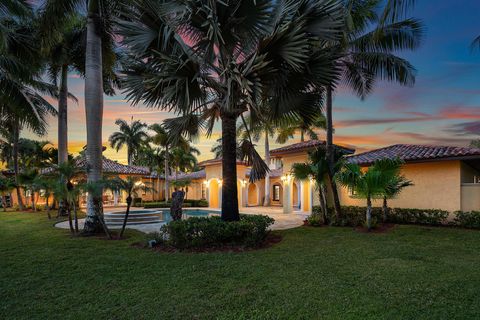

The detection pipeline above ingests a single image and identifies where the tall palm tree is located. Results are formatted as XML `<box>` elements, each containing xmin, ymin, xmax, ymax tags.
<box><xmin>276</xmin><ymin>113</ymin><xmax>327</xmax><ymax>144</ymax></box>
<box><xmin>40</xmin><ymin>0</ymin><xmax>123</xmax><ymax>234</ymax></box>
<box><xmin>134</xmin><ymin>145</ymin><xmax>164</xmax><ymax>201</ymax></box>
<box><xmin>0</xmin><ymin>10</ymin><xmax>59</xmax><ymax>210</ymax></box>
<box><xmin>324</xmin><ymin>0</ymin><xmax>424</xmax><ymax>220</ymax></box>
<box><xmin>121</xmin><ymin>0</ymin><xmax>345</xmax><ymax>221</ymax></box>
<box><xmin>170</xmin><ymin>146</ymin><xmax>200</xmax><ymax>181</ymax></box>
<box><xmin>149</xmin><ymin>123</ymin><xmax>189</xmax><ymax>202</ymax></box>
<box><xmin>109</xmin><ymin>118</ymin><xmax>149</xmax><ymax>165</ymax></box>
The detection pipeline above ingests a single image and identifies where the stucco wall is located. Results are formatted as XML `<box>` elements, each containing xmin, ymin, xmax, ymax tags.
<box><xmin>338</xmin><ymin>160</ymin><xmax>462</xmax><ymax>212</ymax></box>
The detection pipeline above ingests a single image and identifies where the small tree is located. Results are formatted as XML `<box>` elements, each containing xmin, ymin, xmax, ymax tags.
<box><xmin>0</xmin><ymin>176</ymin><xmax>15</xmax><ymax>212</ymax></box>
<box><xmin>382</xmin><ymin>176</ymin><xmax>413</xmax><ymax>222</ymax></box>
<box><xmin>336</xmin><ymin>159</ymin><xmax>404</xmax><ymax>230</ymax></box>
<box><xmin>107</xmin><ymin>176</ymin><xmax>154</xmax><ymax>238</ymax></box>
<box><xmin>292</xmin><ymin>148</ymin><xmax>330</xmax><ymax>224</ymax></box>
<box><xmin>19</xmin><ymin>169</ymin><xmax>40</xmax><ymax>211</ymax></box>
<box><xmin>33</xmin><ymin>176</ymin><xmax>56</xmax><ymax>219</ymax></box>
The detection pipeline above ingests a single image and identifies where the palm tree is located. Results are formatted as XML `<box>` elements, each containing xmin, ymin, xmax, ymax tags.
<box><xmin>18</xmin><ymin>169</ymin><xmax>40</xmax><ymax>211</ymax></box>
<box><xmin>53</xmin><ymin>161</ymin><xmax>81</xmax><ymax>234</ymax></box>
<box><xmin>470</xmin><ymin>140</ymin><xmax>480</xmax><ymax>148</ymax></box>
<box><xmin>170</xmin><ymin>146</ymin><xmax>200</xmax><ymax>182</ymax></box>
<box><xmin>42</xmin><ymin>16</ymin><xmax>85</xmax><ymax>165</ymax></box>
<box><xmin>40</xmin><ymin>0</ymin><xmax>123</xmax><ymax>234</ymax></box>
<box><xmin>375</xmin><ymin>159</ymin><xmax>413</xmax><ymax>222</ymax></box>
<box><xmin>121</xmin><ymin>0</ymin><xmax>345</xmax><ymax>221</ymax></box>
<box><xmin>292</xmin><ymin>148</ymin><xmax>330</xmax><ymax>224</ymax></box>
<box><xmin>0</xmin><ymin>9</ymin><xmax>59</xmax><ymax>210</ymax></box>
<box><xmin>335</xmin><ymin>158</ymin><xmax>407</xmax><ymax>230</ymax></box>
<box><xmin>276</xmin><ymin>113</ymin><xmax>327</xmax><ymax>144</ymax></box>
<box><xmin>34</xmin><ymin>176</ymin><xmax>56</xmax><ymax>219</ymax></box>
<box><xmin>0</xmin><ymin>176</ymin><xmax>16</xmax><ymax>212</ymax></box>
<box><xmin>149</xmin><ymin>123</ymin><xmax>189</xmax><ymax>202</ymax></box>
<box><xmin>324</xmin><ymin>0</ymin><xmax>424</xmax><ymax>220</ymax></box>
<box><xmin>107</xmin><ymin>176</ymin><xmax>154</xmax><ymax>238</ymax></box>
<box><xmin>134</xmin><ymin>145</ymin><xmax>164</xmax><ymax>201</ymax></box>
<box><xmin>109</xmin><ymin>118</ymin><xmax>149</xmax><ymax>165</ymax></box>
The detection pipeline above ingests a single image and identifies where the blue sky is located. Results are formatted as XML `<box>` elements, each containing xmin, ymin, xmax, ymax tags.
<box><xmin>29</xmin><ymin>0</ymin><xmax>480</xmax><ymax>162</ymax></box>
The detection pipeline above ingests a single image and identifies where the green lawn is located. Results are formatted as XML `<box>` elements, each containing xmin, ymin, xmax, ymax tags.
<box><xmin>1</xmin><ymin>212</ymin><xmax>480</xmax><ymax>319</ymax></box>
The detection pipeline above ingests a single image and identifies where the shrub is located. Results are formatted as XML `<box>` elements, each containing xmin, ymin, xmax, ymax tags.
<box><xmin>132</xmin><ymin>197</ymin><xmax>143</xmax><ymax>206</ymax></box>
<box><xmin>152</xmin><ymin>214</ymin><xmax>275</xmax><ymax>249</ymax></box>
<box><xmin>312</xmin><ymin>205</ymin><xmax>448</xmax><ymax>227</ymax></box>
<box><xmin>388</xmin><ymin>208</ymin><xmax>448</xmax><ymax>225</ymax></box>
<box><xmin>453</xmin><ymin>211</ymin><xmax>480</xmax><ymax>229</ymax></box>
<box><xmin>306</xmin><ymin>214</ymin><xmax>323</xmax><ymax>227</ymax></box>
<box><xmin>144</xmin><ymin>202</ymin><xmax>192</xmax><ymax>209</ymax></box>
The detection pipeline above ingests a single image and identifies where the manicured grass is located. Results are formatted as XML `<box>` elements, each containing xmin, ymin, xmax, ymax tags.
<box><xmin>2</xmin><ymin>212</ymin><xmax>480</xmax><ymax>319</ymax></box>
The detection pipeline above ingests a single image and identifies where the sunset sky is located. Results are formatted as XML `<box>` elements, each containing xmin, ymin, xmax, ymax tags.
<box><xmin>27</xmin><ymin>0</ymin><xmax>480</xmax><ymax>163</ymax></box>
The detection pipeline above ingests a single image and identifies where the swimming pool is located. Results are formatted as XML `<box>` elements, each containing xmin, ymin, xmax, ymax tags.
<box><xmin>162</xmin><ymin>209</ymin><xmax>220</xmax><ymax>223</ymax></box>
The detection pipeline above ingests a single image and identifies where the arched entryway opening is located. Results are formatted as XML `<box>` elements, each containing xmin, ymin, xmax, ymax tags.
<box><xmin>248</xmin><ymin>183</ymin><xmax>258</xmax><ymax>206</ymax></box>
<box><xmin>208</xmin><ymin>179</ymin><xmax>220</xmax><ymax>208</ymax></box>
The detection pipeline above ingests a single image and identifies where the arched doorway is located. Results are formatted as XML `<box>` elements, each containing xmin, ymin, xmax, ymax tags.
<box><xmin>248</xmin><ymin>183</ymin><xmax>258</xmax><ymax>206</ymax></box>
<box><xmin>293</xmin><ymin>182</ymin><xmax>299</xmax><ymax>208</ymax></box>
<box><xmin>209</xmin><ymin>179</ymin><xmax>220</xmax><ymax>208</ymax></box>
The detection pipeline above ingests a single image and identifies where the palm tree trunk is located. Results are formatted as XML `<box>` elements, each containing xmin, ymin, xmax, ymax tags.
<box><xmin>382</xmin><ymin>196</ymin><xmax>389</xmax><ymax>223</ymax></box>
<box><xmin>12</xmin><ymin>120</ymin><xmax>24</xmax><ymax>211</ymax></box>
<box><xmin>2</xmin><ymin>194</ymin><xmax>6</xmax><ymax>212</ymax></box>
<box><xmin>300</xmin><ymin>130</ymin><xmax>304</xmax><ymax>142</ymax></box>
<box><xmin>366</xmin><ymin>196</ymin><xmax>372</xmax><ymax>231</ymax></box>
<box><xmin>127</xmin><ymin>149</ymin><xmax>132</xmax><ymax>166</ymax></box>
<box><xmin>73</xmin><ymin>200</ymin><xmax>79</xmax><ymax>233</ymax></box>
<box><xmin>325</xmin><ymin>86</ymin><xmax>342</xmax><ymax>221</ymax></box>
<box><xmin>31</xmin><ymin>191</ymin><xmax>36</xmax><ymax>211</ymax></box>
<box><xmin>221</xmin><ymin>112</ymin><xmax>240</xmax><ymax>221</ymax></box>
<box><xmin>263</xmin><ymin>131</ymin><xmax>271</xmax><ymax>206</ymax></box>
<box><xmin>83</xmin><ymin>0</ymin><xmax>104</xmax><ymax>234</ymax></box>
<box><xmin>58</xmin><ymin>64</ymin><xmax>69</xmax><ymax>164</ymax></box>
<box><xmin>46</xmin><ymin>196</ymin><xmax>51</xmax><ymax>219</ymax></box>
<box><xmin>164</xmin><ymin>146</ymin><xmax>169</xmax><ymax>202</ymax></box>
<box><xmin>320</xmin><ymin>183</ymin><xmax>329</xmax><ymax>224</ymax></box>
<box><xmin>120</xmin><ymin>195</ymin><xmax>132</xmax><ymax>238</ymax></box>
<box><xmin>68</xmin><ymin>206</ymin><xmax>74</xmax><ymax>235</ymax></box>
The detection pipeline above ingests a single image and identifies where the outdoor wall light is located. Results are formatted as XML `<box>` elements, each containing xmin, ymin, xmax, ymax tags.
<box><xmin>218</xmin><ymin>179</ymin><xmax>223</xmax><ymax>187</ymax></box>
<box><xmin>240</xmin><ymin>179</ymin><xmax>247</xmax><ymax>187</ymax></box>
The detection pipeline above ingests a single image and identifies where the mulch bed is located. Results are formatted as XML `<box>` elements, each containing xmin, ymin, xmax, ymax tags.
<box><xmin>131</xmin><ymin>233</ymin><xmax>283</xmax><ymax>253</ymax></box>
<box><xmin>355</xmin><ymin>223</ymin><xmax>396</xmax><ymax>234</ymax></box>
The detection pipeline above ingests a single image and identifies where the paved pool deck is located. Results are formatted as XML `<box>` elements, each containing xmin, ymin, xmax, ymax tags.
<box><xmin>54</xmin><ymin>206</ymin><xmax>309</xmax><ymax>233</ymax></box>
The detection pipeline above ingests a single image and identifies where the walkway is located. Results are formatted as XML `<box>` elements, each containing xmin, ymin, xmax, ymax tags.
<box><xmin>55</xmin><ymin>206</ymin><xmax>309</xmax><ymax>233</ymax></box>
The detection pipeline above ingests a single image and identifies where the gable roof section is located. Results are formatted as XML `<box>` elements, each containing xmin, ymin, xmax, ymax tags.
<box><xmin>270</xmin><ymin>140</ymin><xmax>355</xmax><ymax>156</ymax></box>
<box><xmin>347</xmin><ymin>144</ymin><xmax>480</xmax><ymax>166</ymax></box>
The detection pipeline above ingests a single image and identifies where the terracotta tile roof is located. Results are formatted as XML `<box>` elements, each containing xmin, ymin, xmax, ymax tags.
<box><xmin>347</xmin><ymin>144</ymin><xmax>480</xmax><ymax>165</ymax></box>
<box><xmin>246</xmin><ymin>167</ymin><xmax>283</xmax><ymax>178</ymax></box>
<box><xmin>198</xmin><ymin>158</ymin><xmax>247</xmax><ymax>167</ymax></box>
<box><xmin>270</xmin><ymin>140</ymin><xmax>355</xmax><ymax>156</ymax></box>
<box><xmin>74</xmin><ymin>157</ymin><xmax>150</xmax><ymax>175</ymax></box>
<box><xmin>166</xmin><ymin>169</ymin><xmax>206</xmax><ymax>181</ymax></box>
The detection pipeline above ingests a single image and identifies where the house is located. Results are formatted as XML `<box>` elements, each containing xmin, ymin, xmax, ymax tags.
<box><xmin>164</xmin><ymin>141</ymin><xmax>480</xmax><ymax>215</ymax></box>
<box><xmin>342</xmin><ymin>144</ymin><xmax>480</xmax><ymax>212</ymax></box>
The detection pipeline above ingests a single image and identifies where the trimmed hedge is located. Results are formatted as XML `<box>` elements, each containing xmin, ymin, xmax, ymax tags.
<box><xmin>453</xmin><ymin>211</ymin><xmax>480</xmax><ymax>229</ymax></box>
<box><xmin>149</xmin><ymin>214</ymin><xmax>275</xmax><ymax>249</ymax></box>
<box><xmin>313</xmin><ymin>206</ymin><xmax>449</xmax><ymax>227</ymax></box>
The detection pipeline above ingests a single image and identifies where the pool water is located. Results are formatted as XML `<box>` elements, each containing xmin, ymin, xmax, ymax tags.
<box><xmin>161</xmin><ymin>209</ymin><xmax>220</xmax><ymax>223</ymax></box>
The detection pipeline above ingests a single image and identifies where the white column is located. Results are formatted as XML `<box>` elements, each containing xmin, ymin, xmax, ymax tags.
<box><xmin>283</xmin><ymin>178</ymin><xmax>292</xmax><ymax>214</ymax></box>
<box><xmin>300</xmin><ymin>181</ymin><xmax>306</xmax><ymax>213</ymax></box>
<box><xmin>308</xmin><ymin>180</ymin><xmax>314</xmax><ymax>214</ymax></box>
<box><xmin>218</xmin><ymin>180</ymin><xmax>222</xmax><ymax>209</ymax></box>
<box><xmin>113</xmin><ymin>191</ymin><xmax>119</xmax><ymax>206</ymax></box>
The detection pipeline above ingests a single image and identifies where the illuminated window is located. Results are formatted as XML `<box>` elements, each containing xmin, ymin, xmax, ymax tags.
<box><xmin>273</xmin><ymin>185</ymin><xmax>280</xmax><ymax>201</ymax></box>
